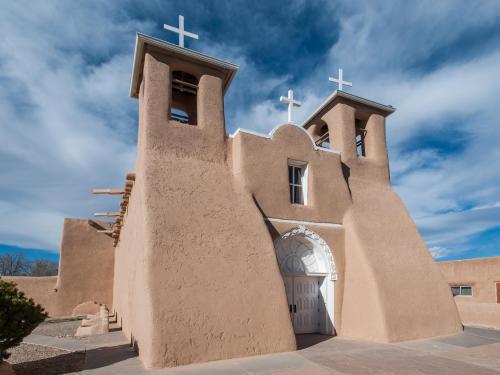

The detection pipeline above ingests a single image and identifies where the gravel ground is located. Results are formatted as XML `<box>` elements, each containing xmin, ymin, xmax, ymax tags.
<box><xmin>7</xmin><ymin>343</ymin><xmax>85</xmax><ymax>374</ymax></box>
<box><xmin>32</xmin><ymin>318</ymin><xmax>82</xmax><ymax>338</ymax></box>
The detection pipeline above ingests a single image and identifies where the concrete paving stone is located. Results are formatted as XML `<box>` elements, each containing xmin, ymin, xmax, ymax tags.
<box><xmin>153</xmin><ymin>360</ymin><xmax>248</xmax><ymax>375</ymax></box>
<box><xmin>234</xmin><ymin>352</ymin><xmax>318</xmax><ymax>374</ymax></box>
<box><xmin>272</xmin><ymin>366</ymin><xmax>341</xmax><ymax>375</ymax></box>
<box><xmin>309</xmin><ymin>349</ymin><xmax>500</xmax><ymax>375</ymax></box>
<box><xmin>395</xmin><ymin>336</ymin><xmax>469</xmax><ymax>353</ymax></box>
<box><xmin>432</xmin><ymin>342</ymin><xmax>500</xmax><ymax>371</ymax></box>
<box><xmin>86</xmin><ymin>330</ymin><xmax>130</xmax><ymax>348</ymax></box>
<box><xmin>464</xmin><ymin>326</ymin><xmax>500</xmax><ymax>342</ymax></box>
<box><xmin>435</xmin><ymin>332</ymin><xmax>498</xmax><ymax>348</ymax></box>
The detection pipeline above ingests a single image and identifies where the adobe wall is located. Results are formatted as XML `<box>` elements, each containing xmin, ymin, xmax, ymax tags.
<box><xmin>2</xmin><ymin>276</ymin><xmax>57</xmax><ymax>315</ymax></box>
<box><xmin>454</xmin><ymin>301</ymin><xmax>500</xmax><ymax>329</ymax></box>
<box><xmin>438</xmin><ymin>257</ymin><xmax>500</xmax><ymax>303</ymax></box>
<box><xmin>4</xmin><ymin>219</ymin><xmax>114</xmax><ymax>317</ymax></box>
<box><xmin>320</xmin><ymin>102</ymin><xmax>462</xmax><ymax>342</ymax></box>
<box><xmin>112</xmin><ymin>79</ymin><xmax>155</xmax><ymax>362</ymax></box>
<box><xmin>231</xmin><ymin>124</ymin><xmax>351</xmax><ymax>223</ymax></box>
<box><xmin>116</xmin><ymin>51</ymin><xmax>295</xmax><ymax>369</ymax></box>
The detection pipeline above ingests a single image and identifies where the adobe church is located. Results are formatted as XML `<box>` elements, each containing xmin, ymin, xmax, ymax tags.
<box><xmin>5</xmin><ymin>28</ymin><xmax>463</xmax><ymax>369</ymax></box>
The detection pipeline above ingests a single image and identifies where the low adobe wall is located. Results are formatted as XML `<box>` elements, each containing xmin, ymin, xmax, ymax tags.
<box><xmin>3</xmin><ymin>219</ymin><xmax>114</xmax><ymax>317</ymax></box>
<box><xmin>2</xmin><ymin>276</ymin><xmax>58</xmax><ymax>314</ymax></box>
<box><xmin>456</xmin><ymin>301</ymin><xmax>500</xmax><ymax>329</ymax></box>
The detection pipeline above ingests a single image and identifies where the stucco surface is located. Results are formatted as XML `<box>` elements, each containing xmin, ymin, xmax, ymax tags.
<box><xmin>113</xmin><ymin>148</ymin><xmax>153</xmax><ymax>365</ymax></box>
<box><xmin>3</xmin><ymin>219</ymin><xmax>114</xmax><ymax>317</ymax></box>
<box><xmin>438</xmin><ymin>257</ymin><xmax>500</xmax><ymax>303</ymax></box>
<box><xmin>2</xmin><ymin>276</ymin><xmax>57</xmax><ymax>315</ymax></box>
<box><xmin>231</xmin><ymin>125</ymin><xmax>351</xmax><ymax>224</ymax></box>
<box><xmin>455</xmin><ymin>301</ymin><xmax>500</xmax><ymax>329</ymax></box>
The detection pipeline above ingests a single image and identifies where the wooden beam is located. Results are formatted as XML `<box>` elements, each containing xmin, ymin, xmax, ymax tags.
<box><xmin>315</xmin><ymin>132</ymin><xmax>329</xmax><ymax>146</ymax></box>
<box><xmin>97</xmin><ymin>230</ymin><xmax>114</xmax><ymax>234</ymax></box>
<box><xmin>93</xmin><ymin>188</ymin><xmax>125</xmax><ymax>195</ymax></box>
<box><xmin>94</xmin><ymin>212</ymin><xmax>120</xmax><ymax>217</ymax></box>
<box><xmin>126</xmin><ymin>172</ymin><xmax>136</xmax><ymax>181</ymax></box>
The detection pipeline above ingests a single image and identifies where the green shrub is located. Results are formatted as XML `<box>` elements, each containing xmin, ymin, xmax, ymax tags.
<box><xmin>0</xmin><ymin>279</ymin><xmax>47</xmax><ymax>361</ymax></box>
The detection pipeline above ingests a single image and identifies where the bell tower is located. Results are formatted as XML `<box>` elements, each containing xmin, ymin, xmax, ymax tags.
<box><xmin>304</xmin><ymin>91</ymin><xmax>395</xmax><ymax>184</ymax></box>
<box><xmin>129</xmin><ymin>33</ymin><xmax>238</xmax><ymax>163</ymax></box>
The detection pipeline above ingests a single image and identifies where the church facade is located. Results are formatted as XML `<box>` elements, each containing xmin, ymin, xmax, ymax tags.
<box><xmin>6</xmin><ymin>33</ymin><xmax>463</xmax><ymax>369</ymax></box>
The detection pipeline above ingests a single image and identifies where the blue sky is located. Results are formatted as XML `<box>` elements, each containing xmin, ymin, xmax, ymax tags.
<box><xmin>0</xmin><ymin>0</ymin><xmax>499</xmax><ymax>261</ymax></box>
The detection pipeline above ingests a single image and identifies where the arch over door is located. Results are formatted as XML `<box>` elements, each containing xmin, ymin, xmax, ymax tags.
<box><xmin>274</xmin><ymin>225</ymin><xmax>337</xmax><ymax>335</ymax></box>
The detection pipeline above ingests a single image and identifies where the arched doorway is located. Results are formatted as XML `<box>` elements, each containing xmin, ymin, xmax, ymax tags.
<box><xmin>274</xmin><ymin>225</ymin><xmax>337</xmax><ymax>335</ymax></box>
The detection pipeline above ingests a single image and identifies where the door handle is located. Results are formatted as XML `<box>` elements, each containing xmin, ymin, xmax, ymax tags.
<box><xmin>289</xmin><ymin>304</ymin><xmax>292</xmax><ymax>313</ymax></box>
<box><xmin>293</xmin><ymin>304</ymin><xmax>297</xmax><ymax>313</ymax></box>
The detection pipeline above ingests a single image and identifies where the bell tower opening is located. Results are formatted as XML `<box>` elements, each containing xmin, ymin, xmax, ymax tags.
<box><xmin>170</xmin><ymin>70</ymin><xmax>198</xmax><ymax>125</ymax></box>
<box><xmin>355</xmin><ymin>118</ymin><xmax>366</xmax><ymax>157</ymax></box>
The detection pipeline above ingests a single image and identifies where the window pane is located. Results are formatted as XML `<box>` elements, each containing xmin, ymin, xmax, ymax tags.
<box><xmin>290</xmin><ymin>184</ymin><xmax>294</xmax><ymax>203</ymax></box>
<box><xmin>294</xmin><ymin>167</ymin><xmax>302</xmax><ymax>186</ymax></box>
<box><xmin>288</xmin><ymin>166</ymin><xmax>294</xmax><ymax>184</ymax></box>
<box><xmin>451</xmin><ymin>287</ymin><xmax>460</xmax><ymax>296</ymax></box>
<box><xmin>461</xmin><ymin>286</ymin><xmax>472</xmax><ymax>296</ymax></box>
<box><xmin>294</xmin><ymin>185</ymin><xmax>303</xmax><ymax>204</ymax></box>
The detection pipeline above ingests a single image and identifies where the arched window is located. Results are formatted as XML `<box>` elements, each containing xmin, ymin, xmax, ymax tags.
<box><xmin>171</xmin><ymin>71</ymin><xmax>198</xmax><ymax>125</ymax></box>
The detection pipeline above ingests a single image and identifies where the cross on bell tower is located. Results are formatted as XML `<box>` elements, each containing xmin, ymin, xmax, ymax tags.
<box><xmin>329</xmin><ymin>68</ymin><xmax>353</xmax><ymax>91</ymax></box>
<box><xmin>280</xmin><ymin>89</ymin><xmax>302</xmax><ymax>124</ymax></box>
<box><xmin>164</xmin><ymin>15</ymin><xmax>199</xmax><ymax>48</ymax></box>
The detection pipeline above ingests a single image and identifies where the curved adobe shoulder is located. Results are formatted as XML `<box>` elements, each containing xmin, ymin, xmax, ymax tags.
<box><xmin>269</xmin><ymin>123</ymin><xmax>317</xmax><ymax>149</ymax></box>
<box><xmin>229</xmin><ymin>124</ymin><xmax>339</xmax><ymax>155</ymax></box>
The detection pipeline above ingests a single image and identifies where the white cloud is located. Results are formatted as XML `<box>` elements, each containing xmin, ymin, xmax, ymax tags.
<box><xmin>429</xmin><ymin>246</ymin><xmax>452</xmax><ymax>260</ymax></box>
<box><xmin>0</xmin><ymin>2</ymin><xmax>152</xmax><ymax>250</ymax></box>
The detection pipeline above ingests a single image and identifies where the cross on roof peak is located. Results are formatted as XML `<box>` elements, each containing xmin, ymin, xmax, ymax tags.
<box><xmin>280</xmin><ymin>89</ymin><xmax>301</xmax><ymax>124</ymax></box>
<box><xmin>329</xmin><ymin>68</ymin><xmax>352</xmax><ymax>91</ymax></box>
<box><xmin>164</xmin><ymin>15</ymin><xmax>199</xmax><ymax>48</ymax></box>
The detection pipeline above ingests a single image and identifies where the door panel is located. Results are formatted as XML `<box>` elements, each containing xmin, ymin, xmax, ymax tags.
<box><xmin>293</xmin><ymin>276</ymin><xmax>320</xmax><ymax>334</ymax></box>
<box><xmin>496</xmin><ymin>282</ymin><xmax>500</xmax><ymax>303</ymax></box>
<box><xmin>283</xmin><ymin>275</ymin><xmax>294</xmax><ymax>315</ymax></box>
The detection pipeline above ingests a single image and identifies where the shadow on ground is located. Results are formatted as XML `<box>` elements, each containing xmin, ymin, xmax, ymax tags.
<box><xmin>296</xmin><ymin>334</ymin><xmax>334</xmax><ymax>349</ymax></box>
<box><xmin>11</xmin><ymin>344</ymin><xmax>137</xmax><ymax>374</ymax></box>
<box><xmin>11</xmin><ymin>351</ymin><xmax>85</xmax><ymax>375</ymax></box>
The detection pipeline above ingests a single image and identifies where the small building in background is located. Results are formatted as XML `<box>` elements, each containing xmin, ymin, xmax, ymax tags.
<box><xmin>439</xmin><ymin>257</ymin><xmax>500</xmax><ymax>329</ymax></box>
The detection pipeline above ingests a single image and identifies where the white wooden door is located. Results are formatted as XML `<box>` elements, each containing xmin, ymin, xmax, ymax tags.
<box><xmin>282</xmin><ymin>275</ymin><xmax>320</xmax><ymax>334</ymax></box>
<box><xmin>283</xmin><ymin>275</ymin><xmax>294</xmax><ymax>318</ymax></box>
<box><xmin>293</xmin><ymin>276</ymin><xmax>320</xmax><ymax>333</ymax></box>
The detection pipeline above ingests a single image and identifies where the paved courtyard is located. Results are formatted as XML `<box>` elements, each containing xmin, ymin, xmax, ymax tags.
<box><xmin>8</xmin><ymin>322</ymin><xmax>500</xmax><ymax>374</ymax></box>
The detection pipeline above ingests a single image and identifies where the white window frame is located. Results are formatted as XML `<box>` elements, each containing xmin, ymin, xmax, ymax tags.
<box><xmin>288</xmin><ymin>160</ymin><xmax>308</xmax><ymax>205</ymax></box>
<box><xmin>450</xmin><ymin>285</ymin><xmax>473</xmax><ymax>297</ymax></box>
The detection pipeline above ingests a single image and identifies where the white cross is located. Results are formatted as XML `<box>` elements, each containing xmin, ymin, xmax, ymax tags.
<box><xmin>329</xmin><ymin>68</ymin><xmax>352</xmax><ymax>91</ymax></box>
<box><xmin>164</xmin><ymin>15</ymin><xmax>199</xmax><ymax>48</ymax></box>
<box><xmin>280</xmin><ymin>90</ymin><xmax>302</xmax><ymax>124</ymax></box>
